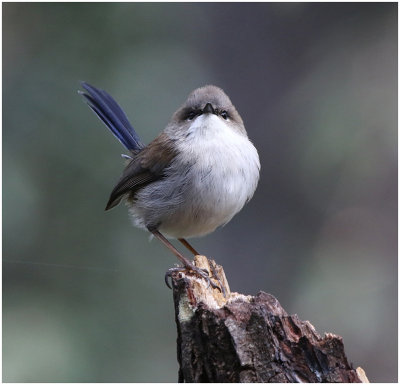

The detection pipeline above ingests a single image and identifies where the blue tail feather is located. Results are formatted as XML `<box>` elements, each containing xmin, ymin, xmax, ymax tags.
<box><xmin>80</xmin><ymin>82</ymin><xmax>143</xmax><ymax>151</ymax></box>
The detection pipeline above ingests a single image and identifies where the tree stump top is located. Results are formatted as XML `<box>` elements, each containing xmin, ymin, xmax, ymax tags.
<box><xmin>171</xmin><ymin>255</ymin><xmax>369</xmax><ymax>383</ymax></box>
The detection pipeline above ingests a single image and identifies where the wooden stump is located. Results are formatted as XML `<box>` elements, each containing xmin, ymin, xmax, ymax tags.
<box><xmin>170</xmin><ymin>255</ymin><xmax>369</xmax><ymax>383</ymax></box>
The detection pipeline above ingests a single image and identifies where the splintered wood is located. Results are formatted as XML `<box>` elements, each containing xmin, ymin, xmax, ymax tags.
<box><xmin>170</xmin><ymin>255</ymin><xmax>368</xmax><ymax>383</ymax></box>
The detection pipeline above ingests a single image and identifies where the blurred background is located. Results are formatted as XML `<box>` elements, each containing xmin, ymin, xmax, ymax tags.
<box><xmin>3</xmin><ymin>3</ymin><xmax>397</xmax><ymax>382</ymax></box>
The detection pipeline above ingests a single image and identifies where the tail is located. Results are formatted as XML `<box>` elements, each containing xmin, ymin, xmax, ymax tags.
<box><xmin>80</xmin><ymin>82</ymin><xmax>143</xmax><ymax>151</ymax></box>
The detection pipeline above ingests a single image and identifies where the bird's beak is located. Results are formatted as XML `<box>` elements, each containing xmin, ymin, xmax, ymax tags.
<box><xmin>202</xmin><ymin>103</ymin><xmax>215</xmax><ymax>115</ymax></box>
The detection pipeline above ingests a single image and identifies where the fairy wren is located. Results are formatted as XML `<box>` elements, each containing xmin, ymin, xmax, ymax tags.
<box><xmin>80</xmin><ymin>82</ymin><xmax>260</xmax><ymax>290</ymax></box>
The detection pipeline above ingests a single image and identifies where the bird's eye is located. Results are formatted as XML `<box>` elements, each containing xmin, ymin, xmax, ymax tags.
<box><xmin>221</xmin><ymin>110</ymin><xmax>228</xmax><ymax>120</ymax></box>
<box><xmin>187</xmin><ymin>111</ymin><xmax>197</xmax><ymax>120</ymax></box>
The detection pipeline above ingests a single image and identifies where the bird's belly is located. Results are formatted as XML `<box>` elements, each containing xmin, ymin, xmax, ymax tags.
<box><xmin>159</xmin><ymin>174</ymin><xmax>247</xmax><ymax>238</ymax></box>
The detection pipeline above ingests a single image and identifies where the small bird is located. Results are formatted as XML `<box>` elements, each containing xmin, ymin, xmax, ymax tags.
<box><xmin>80</xmin><ymin>82</ymin><xmax>260</xmax><ymax>291</ymax></box>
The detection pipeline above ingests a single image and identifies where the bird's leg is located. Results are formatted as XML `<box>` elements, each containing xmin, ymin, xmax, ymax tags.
<box><xmin>178</xmin><ymin>238</ymin><xmax>200</xmax><ymax>256</ymax></box>
<box><xmin>178</xmin><ymin>237</ymin><xmax>227</xmax><ymax>297</ymax></box>
<box><xmin>150</xmin><ymin>229</ymin><xmax>192</xmax><ymax>268</ymax></box>
<box><xmin>148</xmin><ymin>229</ymin><xmax>220</xmax><ymax>291</ymax></box>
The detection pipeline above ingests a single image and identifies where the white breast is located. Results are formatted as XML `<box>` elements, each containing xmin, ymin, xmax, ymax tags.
<box><xmin>160</xmin><ymin>114</ymin><xmax>260</xmax><ymax>238</ymax></box>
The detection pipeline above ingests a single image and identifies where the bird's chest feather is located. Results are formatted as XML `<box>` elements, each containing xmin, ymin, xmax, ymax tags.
<box><xmin>176</xmin><ymin>118</ymin><xmax>260</xmax><ymax>215</ymax></box>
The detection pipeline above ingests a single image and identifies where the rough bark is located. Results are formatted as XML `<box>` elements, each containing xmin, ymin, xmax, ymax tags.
<box><xmin>170</xmin><ymin>255</ymin><xmax>369</xmax><ymax>383</ymax></box>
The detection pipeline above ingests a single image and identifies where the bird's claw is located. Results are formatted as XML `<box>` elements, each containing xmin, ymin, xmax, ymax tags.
<box><xmin>194</xmin><ymin>267</ymin><xmax>220</xmax><ymax>291</ymax></box>
<box><xmin>165</xmin><ymin>267</ymin><xmax>187</xmax><ymax>289</ymax></box>
<box><xmin>164</xmin><ymin>265</ymin><xmax>222</xmax><ymax>293</ymax></box>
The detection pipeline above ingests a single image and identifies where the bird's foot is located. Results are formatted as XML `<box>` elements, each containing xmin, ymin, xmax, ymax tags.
<box><xmin>165</xmin><ymin>263</ymin><xmax>222</xmax><ymax>293</ymax></box>
<box><xmin>206</xmin><ymin>260</ymin><xmax>227</xmax><ymax>298</ymax></box>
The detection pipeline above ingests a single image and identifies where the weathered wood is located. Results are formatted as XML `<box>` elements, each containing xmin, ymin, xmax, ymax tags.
<box><xmin>171</xmin><ymin>255</ymin><xmax>368</xmax><ymax>383</ymax></box>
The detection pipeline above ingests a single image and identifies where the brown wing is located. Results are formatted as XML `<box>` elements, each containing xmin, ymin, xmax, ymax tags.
<box><xmin>105</xmin><ymin>133</ymin><xmax>177</xmax><ymax>210</ymax></box>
